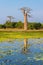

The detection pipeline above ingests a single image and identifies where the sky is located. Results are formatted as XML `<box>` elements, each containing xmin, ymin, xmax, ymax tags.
<box><xmin>0</xmin><ymin>0</ymin><xmax>43</xmax><ymax>24</ymax></box>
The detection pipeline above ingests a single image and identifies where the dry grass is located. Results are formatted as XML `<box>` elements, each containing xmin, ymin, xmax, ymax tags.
<box><xmin>0</xmin><ymin>28</ymin><xmax>43</xmax><ymax>32</ymax></box>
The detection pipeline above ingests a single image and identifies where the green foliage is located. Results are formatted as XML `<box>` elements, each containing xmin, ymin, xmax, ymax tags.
<box><xmin>28</xmin><ymin>23</ymin><xmax>34</xmax><ymax>29</ymax></box>
<box><xmin>0</xmin><ymin>20</ymin><xmax>43</xmax><ymax>29</ymax></box>
<box><xmin>4</xmin><ymin>21</ymin><xmax>13</xmax><ymax>28</ymax></box>
<box><xmin>0</xmin><ymin>24</ymin><xmax>3</xmax><ymax>28</ymax></box>
<box><xmin>16</xmin><ymin>21</ymin><xmax>24</xmax><ymax>28</ymax></box>
<box><xmin>33</xmin><ymin>23</ymin><xmax>41</xmax><ymax>29</ymax></box>
<box><xmin>41</xmin><ymin>24</ymin><xmax>43</xmax><ymax>29</ymax></box>
<box><xmin>0</xmin><ymin>24</ymin><xmax>6</xmax><ymax>28</ymax></box>
<box><xmin>28</xmin><ymin>22</ymin><xmax>42</xmax><ymax>30</ymax></box>
<box><xmin>4</xmin><ymin>21</ymin><xmax>24</xmax><ymax>28</ymax></box>
<box><xmin>11</xmin><ymin>22</ymin><xmax>17</xmax><ymax>28</ymax></box>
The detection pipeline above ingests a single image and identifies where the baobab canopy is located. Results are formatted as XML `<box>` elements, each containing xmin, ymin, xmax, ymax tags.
<box><xmin>7</xmin><ymin>16</ymin><xmax>14</xmax><ymax>22</ymax></box>
<box><xmin>20</xmin><ymin>7</ymin><xmax>31</xmax><ymax>17</ymax></box>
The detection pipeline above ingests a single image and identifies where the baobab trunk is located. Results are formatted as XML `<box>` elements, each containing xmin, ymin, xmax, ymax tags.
<box><xmin>24</xmin><ymin>13</ymin><xmax>27</xmax><ymax>30</ymax></box>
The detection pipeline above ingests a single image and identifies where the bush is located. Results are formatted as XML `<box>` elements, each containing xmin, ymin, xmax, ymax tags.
<box><xmin>33</xmin><ymin>23</ymin><xmax>41</xmax><ymax>29</ymax></box>
<box><xmin>16</xmin><ymin>21</ymin><xmax>24</xmax><ymax>28</ymax></box>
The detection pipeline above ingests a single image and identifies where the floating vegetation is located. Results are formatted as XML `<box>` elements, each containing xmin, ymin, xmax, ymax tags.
<box><xmin>0</xmin><ymin>38</ymin><xmax>43</xmax><ymax>65</ymax></box>
<box><xmin>0</xmin><ymin>55</ymin><xmax>4</xmax><ymax>59</ymax></box>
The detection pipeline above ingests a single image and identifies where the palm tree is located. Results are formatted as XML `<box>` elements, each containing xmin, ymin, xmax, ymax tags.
<box><xmin>20</xmin><ymin>7</ymin><xmax>31</xmax><ymax>30</ymax></box>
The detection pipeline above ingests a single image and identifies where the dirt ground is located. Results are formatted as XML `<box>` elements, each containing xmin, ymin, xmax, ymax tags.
<box><xmin>0</xmin><ymin>28</ymin><xmax>43</xmax><ymax>32</ymax></box>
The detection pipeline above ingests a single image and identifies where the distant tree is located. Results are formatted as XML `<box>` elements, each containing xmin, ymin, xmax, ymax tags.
<box><xmin>28</xmin><ymin>22</ymin><xmax>34</xmax><ymax>29</ymax></box>
<box><xmin>12</xmin><ymin>22</ymin><xmax>17</xmax><ymax>28</ymax></box>
<box><xmin>0</xmin><ymin>24</ymin><xmax>6</xmax><ymax>28</ymax></box>
<box><xmin>41</xmin><ymin>24</ymin><xmax>43</xmax><ymax>29</ymax></box>
<box><xmin>2</xmin><ymin>25</ymin><xmax>6</xmax><ymax>28</ymax></box>
<box><xmin>16</xmin><ymin>21</ymin><xmax>24</xmax><ymax>28</ymax></box>
<box><xmin>0</xmin><ymin>24</ymin><xmax>3</xmax><ymax>28</ymax></box>
<box><xmin>7</xmin><ymin>16</ymin><xmax>14</xmax><ymax>22</ymax></box>
<box><xmin>4</xmin><ymin>21</ymin><xmax>12</xmax><ymax>28</ymax></box>
<box><xmin>33</xmin><ymin>23</ymin><xmax>41</xmax><ymax>29</ymax></box>
<box><xmin>29</xmin><ymin>25</ymin><xmax>34</xmax><ymax>29</ymax></box>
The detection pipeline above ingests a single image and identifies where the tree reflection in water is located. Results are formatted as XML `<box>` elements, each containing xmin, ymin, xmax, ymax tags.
<box><xmin>21</xmin><ymin>38</ymin><xmax>31</xmax><ymax>54</ymax></box>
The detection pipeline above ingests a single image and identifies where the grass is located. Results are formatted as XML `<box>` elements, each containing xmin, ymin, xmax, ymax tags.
<box><xmin>0</xmin><ymin>31</ymin><xmax>43</xmax><ymax>42</ymax></box>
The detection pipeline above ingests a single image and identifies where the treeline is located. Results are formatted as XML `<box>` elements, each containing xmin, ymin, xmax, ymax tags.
<box><xmin>0</xmin><ymin>21</ymin><xmax>43</xmax><ymax>29</ymax></box>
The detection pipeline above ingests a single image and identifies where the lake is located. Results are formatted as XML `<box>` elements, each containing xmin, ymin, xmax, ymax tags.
<box><xmin>0</xmin><ymin>38</ymin><xmax>43</xmax><ymax>65</ymax></box>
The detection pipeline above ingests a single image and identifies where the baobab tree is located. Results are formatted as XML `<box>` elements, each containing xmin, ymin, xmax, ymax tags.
<box><xmin>20</xmin><ymin>7</ymin><xmax>31</xmax><ymax>30</ymax></box>
<box><xmin>7</xmin><ymin>16</ymin><xmax>14</xmax><ymax>22</ymax></box>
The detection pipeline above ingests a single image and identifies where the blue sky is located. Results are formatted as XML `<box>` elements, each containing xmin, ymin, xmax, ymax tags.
<box><xmin>0</xmin><ymin>0</ymin><xmax>43</xmax><ymax>24</ymax></box>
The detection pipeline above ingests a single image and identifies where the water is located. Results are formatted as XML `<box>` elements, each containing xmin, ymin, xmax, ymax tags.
<box><xmin>0</xmin><ymin>38</ymin><xmax>43</xmax><ymax>65</ymax></box>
